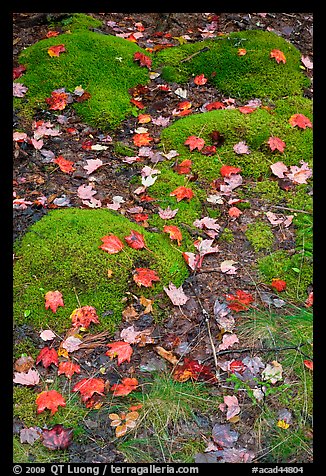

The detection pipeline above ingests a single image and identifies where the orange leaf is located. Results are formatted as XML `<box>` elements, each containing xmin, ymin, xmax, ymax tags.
<box><xmin>173</xmin><ymin>358</ymin><xmax>217</xmax><ymax>383</ymax></box>
<box><xmin>267</xmin><ymin>136</ymin><xmax>286</xmax><ymax>152</ymax></box>
<box><xmin>228</xmin><ymin>206</ymin><xmax>242</xmax><ymax>218</ymax></box>
<box><xmin>184</xmin><ymin>135</ymin><xmax>205</xmax><ymax>151</ymax></box>
<box><xmin>46</xmin><ymin>31</ymin><xmax>60</xmax><ymax>38</ymax></box>
<box><xmin>36</xmin><ymin>347</ymin><xmax>58</xmax><ymax>368</ymax></box>
<box><xmin>45</xmin><ymin>91</ymin><xmax>68</xmax><ymax>110</ymax></box>
<box><xmin>174</xmin><ymin>159</ymin><xmax>192</xmax><ymax>174</ymax></box>
<box><xmin>54</xmin><ymin>156</ymin><xmax>75</xmax><ymax>174</ymax></box>
<box><xmin>238</xmin><ymin>48</ymin><xmax>247</xmax><ymax>56</ymax></box>
<box><xmin>220</xmin><ymin>165</ymin><xmax>241</xmax><ymax>177</ymax></box>
<box><xmin>303</xmin><ymin>360</ymin><xmax>313</xmax><ymax>371</ymax></box>
<box><xmin>205</xmin><ymin>101</ymin><xmax>225</xmax><ymax>111</ymax></box>
<box><xmin>58</xmin><ymin>361</ymin><xmax>81</xmax><ymax>379</ymax></box>
<box><xmin>99</xmin><ymin>234</ymin><xmax>124</xmax><ymax>254</ymax></box>
<box><xmin>238</xmin><ymin>106</ymin><xmax>256</xmax><ymax>114</ymax></box>
<box><xmin>289</xmin><ymin>114</ymin><xmax>312</xmax><ymax>129</ymax></box>
<box><xmin>194</xmin><ymin>74</ymin><xmax>207</xmax><ymax>85</ymax></box>
<box><xmin>270</xmin><ymin>49</ymin><xmax>286</xmax><ymax>64</ymax></box>
<box><xmin>45</xmin><ymin>290</ymin><xmax>64</xmax><ymax>313</ymax></box>
<box><xmin>106</xmin><ymin>341</ymin><xmax>133</xmax><ymax>365</ymax></box>
<box><xmin>70</xmin><ymin>306</ymin><xmax>100</xmax><ymax>328</ymax></box>
<box><xmin>226</xmin><ymin>290</ymin><xmax>254</xmax><ymax>312</ymax></box>
<box><xmin>110</xmin><ymin>377</ymin><xmax>138</xmax><ymax>396</ymax></box>
<box><xmin>137</xmin><ymin>114</ymin><xmax>151</xmax><ymax>123</ymax></box>
<box><xmin>124</xmin><ymin>230</ymin><xmax>146</xmax><ymax>250</ymax></box>
<box><xmin>154</xmin><ymin>346</ymin><xmax>178</xmax><ymax>365</ymax></box>
<box><xmin>133</xmin><ymin>268</ymin><xmax>160</xmax><ymax>287</ymax></box>
<box><xmin>170</xmin><ymin>186</ymin><xmax>194</xmax><ymax>202</ymax></box>
<box><xmin>163</xmin><ymin>225</ymin><xmax>182</xmax><ymax>246</ymax></box>
<box><xmin>47</xmin><ymin>44</ymin><xmax>66</xmax><ymax>57</ymax></box>
<box><xmin>36</xmin><ymin>390</ymin><xmax>66</xmax><ymax>415</ymax></box>
<box><xmin>133</xmin><ymin>133</ymin><xmax>153</xmax><ymax>147</ymax></box>
<box><xmin>133</xmin><ymin>52</ymin><xmax>152</xmax><ymax>69</ymax></box>
<box><xmin>130</xmin><ymin>98</ymin><xmax>145</xmax><ymax>109</ymax></box>
<box><xmin>73</xmin><ymin>378</ymin><xmax>105</xmax><ymax>402</ymax></box>
<box><xmin>271</xmin><ymin>279</ymin><xmax>287</xmax><ymax>292</ymax></box>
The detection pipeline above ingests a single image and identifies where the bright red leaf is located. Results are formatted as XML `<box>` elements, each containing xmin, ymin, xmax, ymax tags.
<box><xmin>73</xmin><ymin>377</ymin><xmax>105</xmax><ymax>402</ymax></box>
<box><xmin>173</xmin><ymin>358</ymin><xmax>217</xmax><ymax>383</ymax></box>
<box><xmin>268</xmin><ymin>136</ymin><xmax>286</xmax><ymax>152</ymax></box>
<box><xmin>194</xmin><ymin>74</ymin><xmax>207</xmax><ymax>85</ymax></box>
<box><xmin>289</xmin><ymin>114</ymin><xmax>312</xmax><ymax>129</ymax></box>
<box><xmin>305</xmin><ymin>291</ymin><xmax>313</xmax><ymax>307</ymax></box>
<box><xmin>184</xmin><ymin>135</ymin><xmax>205</xmax><ymax>151</ymax></box>
<box><xmin>271</xmin><ymin>279</ymin><xmax>287</xmax><ymax>292</ymax></box>
<box><xmin>46</xmin><ymin>91</ymin><xmax>68</xmax><ymax>110</ymax></box>
<box><xmin>205</xmin><ymin>101</ymin><xmax>225</xmax><ymax>111</ymax></box>
<box><xmin>46</xmin><ymin>31</ymin><xmax>60</xmax><ymax>38</ymax></box>
<box><xmin>70</xmin><ymin>306</ymin><xmax>100</xmax><ymax>328</ymax></box>
<box><xmin>58</xmin><ymin>361</ymin><xmax>81</xmax><ymax>379</ymax></box>
<box><xmin>36</xmin><ymin>390</ymin><xmax>66</xmax><ymax>415</ymax></box>
<box><xmin>47</xmin><ymin>44</ymin><xmax>66</xmax><ymax>57</ymax></box>
<box><xmin>229</xmin><ymin>360</ymin><xmax>247</xmax><ymax>374</ymax></box>
<box><xmin>303</xmin><ymin>360</ymin><xmax>313</xmax><ymax>371</ymax></box>
<box><xmin>226</xmin><ymin>290</ymin><xmax>254</xmax><ymax>312</ymax></box>
<box><xmin>238</xmin><ymin>106</ymin><xmax>255</xmax><ymax>114</ymax></box>
<box><xmin>174</xmin><ymin>159</ymin><xmax>192</xmax><ymax>174</ymax></box>
<box><xmin>110</xmin><ymin>377</ymin><xmax>138</xmax><ymax>396</ymax></box>
<box><xmin>45</xmin><ymin>290</ymin><xmax>64</xmax><ymax>313</ymax></box>
<box><xmin>54</xmin><ymin>156</ymin><xmax>75</xmax><ymax>174</ymax></box>
<box><xmin>163</xmin><ymin>225</ymin><xmax>183</xmax><ymax>246</ymax></box>
<box><xmin>99</xmin><ymin>234</ymin><xmax>124</xmax><ymax>254</ymax></box>
<box><xmin>106</xmin><ymin>341</ymin><xmax>133</xmax><ymax>365</ymax></box>
<box><xmin>124</xmin><ymin>230</ymin><xmax>146</xmax><ymax>250</ymax></box>
<box><xmin>134</xmin><ymin>213</ymin><xmax>149</xmax><ymax>222</ymax></box>
<box><xmin>41</xmin><ymin>424</ymin><xmax>73</xmax><ymax>450</ymax></box>
<box><xmin>130</xmin><ymin>98</ymin><xmax>145</xmax><ymax>109</ymax></box>
<box><xmin>270</xmin><ymin>49</ymin><xmax>286</xmax><ymax>64</ymax></box>
<box><xmin>220</xmin><ymin>165</ymin><xmax>241</xmax><ymax>177</ymax></box>
<box><xmin>133</xmin><ymin>268</ymin><xmax>160</xmax><ymax>287</ymax></box>
<box><xmin>170</xmin><ymin>186</ymin><xmax>194</xmax><ymax>202</ymax></box>
<box><xmin>36</xmin><ymin>347</ymin><xmax>58</xmax><ymax>368</ymax></box>
<box><xmin>133</xmin><ymin>51</ymin><xmax>152</xmax><ymax>69</ymax></box>
<box><xmin>133</xmin><ymin>133</ymin><xmax>153</xmax><ymax>147</ymax></box>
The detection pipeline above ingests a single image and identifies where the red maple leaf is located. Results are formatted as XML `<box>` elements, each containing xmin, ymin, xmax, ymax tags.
<box><xmin>270</xmin><ymin>49</ymin><xmax>286</xmax><ymax>64</ymax></box>
<box><xmin>13</xmin><ymin>65</ymin><xmax>26</xmax><ymax>80</ymax></box>
<box><xmin>267</xmin><ymin>136</ymin><xmax>286</xmax><ymax>152</ymax></box>
<box><xmin>45</xmin><ymin>31</ymin><xmax>60</xmax><ymax>38</ymax></box>
<box><xmin>47</xmin><ymin>44</ymin><xmax>66</xmax><ymax>57</ymax></box>
<box><xmin>54</xmin><ymin>156</ymin><xmax>75</xmax><ymax>174</ymax></box>
<box><xmin>46</xmin><ymin>91</ymin><xmax>68</xmax><ymax>110</ymax></box>
<box><xmin>205</xmin><ymin>101</ymin><xmax>225</xmax><ymax>111</ymax></box>
<box><xmin>226</xmin><ymin>290</ymin><xmax>254</xmax><ymax>312</ymax></box>
<box><xmin>303</xmin><ymin>360</ymin><xmax>313</xmax><ymax>371</ymax></box>
<box><xmin>289</xmin><ymin>114</ymin><xmax>312</xmax><ymax>129</ymax></box>
<box><xmin>73</xmin><ymin>377</ymin><xmax>105</xmax><ymax>402</ymax></box>
<box><xmin>130</xmin><ymin>98</ymin><xmax>145</xmax><ymax>109</ymax></box>
<box><xmin>106</xmin><ymin>341</ymin><xmax>133</xmax><ymax>365</ymax></box>
<box><xmin>170</xmin><ymin>186</ymin><xmax>194</xmax><ymax>202</ymax></box>
<box><xmin>36</xmin><ymin>347</ymin><xmax>59</xmax><ymax>368</ymax></box>
<box><xmin>124</xmin><ymin>230</ymin><xmax>146</xmax><ymax>250</ymax></box>
<box><xmin>194</xmin><ymin>74</ymin><xmax>207</xmax><ymax>85</ymax></box>
<box><xmin>305</xmin><ymin>291</ymin><xmax>313</xmax><ymax>307</ymax></box>
<box><xmin>173</xmin><ymin>358</ymin><xmax>217</xmax><ymax>383</ymax></box>
<box><xmin>58</xmin><ymin>361</ymin><xmax>81</xmax><ymax>379</ymax></box>
<box><xmin>70</xmin><ymin>306</ymin><xmax>100</xmax><ymax>328</ymax></box>
<box><xmin>174</xmin><ymin>159</ymin><xmax>192</xmax><ymax>174</ymax></box>
<box><xmin>271</xmin><ymin>279</ymin><xmax>287</xmax><ymax>292</ymax></box>
<box><xmin>201</xmin><ymin>145</ymin><xmax>217</xmax><ymax>156</ymax></box>
<box><xmin>133</xmin><ymin>133</ymin><xmax>153</xmax><ymax>147</ymax></box>
<box><xmin>36</xmin><ymin>390</ymin><xmax>66</xmax><ymax>415</ymax></box>
<box><xmin>229</xmin><ymin>360</ymin><xmax>247</xmax><ymax>374</ymax></box>
<box><xmin>134</xmin><ymin>213</ymin><xmax>149</xmax><ymax>222</ymax></box>
<box><xmin>238</xmin><ymin>106</ymin><xmax>256</xmax><ymax>114</ymax></box>
<box><xmin>133</xmin><ymin>268</ymin><xmax>160</xmax><ymax>287</ymax></box>
<box><xmin>99</xmin><ymin>234</ymin><xmax>124</xmax><ymax>254</ymax></box>
<box><xmin>45</xmin><ymin>290</ymin><xmax>64</xmax><ymax>313</ymax></box>
<box><xmin>110</xmin><ymin>377</ymin><xmax>138</xmax><ymax>396</ymax></box>
<box><xmin>41</xmin><ymin>424</ymin><xmax>73</xmax><ymax>450</ymax></box>
<box><xmin>220</xmin><ymin>165</ymin><xmax>241</xmax><ymax>177</ymax></box>
<box><xmin>163</xmin><ymin>225</ymin><xmax>183</xmax><ymax>246</ymax></box>
<box><xmin>133</xmin><ymin>51</ymin><xmax>152</xmax><ymax>69</ymax></box>
<box><xmin>184</xmin><ymin>135</ymin><xmax>205</xmax><ymax>151</ymax></box>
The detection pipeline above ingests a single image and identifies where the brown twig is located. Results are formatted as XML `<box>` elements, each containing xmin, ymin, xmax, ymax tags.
<box><xmin>180</xmin><ymin>47</ymin><xmax>210</xmax><ymax>63</ymax></box>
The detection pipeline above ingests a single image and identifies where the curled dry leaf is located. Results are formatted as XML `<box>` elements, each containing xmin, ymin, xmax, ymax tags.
<box><xmin>220</xmin><ymin>260</ymin><xmax>237</xmax><ymax>275</ymax></box>
<box><xmin>14</xmin><ymin>355</ymin><xmax>34</xmax><ymax>373</ymax></box>
<box><xmin>40</xmin><ymin>329</ymin><xmax>56</xmax><ymax>341</ymax></box>
<box><xmin>163</xmin><ymin>225</ymin><xmax>183</xmax><ymax>246</ymax></box>
<box><xmin>47</xmin><ymin>44</ymin><xmax>65</xmax><ymax>57</ymax></box>
<box><xmin>270</xmin><ymin>49</ymin><xmax>286</xmax><ymax>64</ymax></box>
<box><xmin>154</xmin><ymin>345</ymin><xmax>179</xmax><ymax>365</ymax></box>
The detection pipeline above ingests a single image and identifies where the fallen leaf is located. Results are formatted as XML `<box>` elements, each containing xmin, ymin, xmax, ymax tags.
<box><xmin>301</xmin><ymin>55</ymin><xmax>313</xmax><ymax>69</ymax></box>
<box><xmin>270</xmin><ymin>161</ymin><xmax>288</xmax><ymax>178</ymax></box>
<box><xmin>220</xmin><ymin>260</ymin><xmax>237</xmax><ymax>275</ymax></box>
<box><xmin>212</xmin><ymin>423</ymin><xmax>239</xmax><ymax>447</ymax></box>
<box><xmin>13</xmin><ymin>369</ymin><xmax>40</xmax><ymax>386</ymax></box>
<box><xmin>271</xmin><ymin>279</ymin><xmax>287</xmax><ymax>291</ymax></box>
<box><xmin>174</xmin><ymin>159</ymin><xmax>192</xmax><ymax>174</ymax></box>
<box><xmin>61</xmin><ymin>335</ymin><xmax>83</xmax><ymax>352</ymax></box>
<box><xmin>58</xmin><ymin>361</ymin><xmax>81</xmax><ymax>379</ymax></box>
<box><xmin>133</xmin><ymin>268</ymin><xmax>160</xmax><ymax>287</ymax></box>
<box><xmin>36</xmin><ymin>347</ymin><xmax>58</xmax><ymax>368</ymax></box>
<box><xmin>142</xmin><ymin>175</ymin><xmax>157</xmax><ymax>187</ymax></box>
<box><xmin>194</xmin><ymin>73</ymin><xmax>207</xmax><ymax>85</ymax></box>
<box><xmin>305</xmin><ymin>291</ymin><xmax>313</xmax><ymax>308</ymax></box>
<box><xmin>14</xmin><ymin>355</ymin><xmax>34</xmax><ymax>373</ymax></box>
<box><xmin>40</xmin><ymin>329</ymin><xmax>56</xmax><ymax>341</ymax></box>
<box><xmin>46</xmin><ymin>91</ymin><xmax>68</xmax><ymax>110</ymax></box>
<box><xmin>13</xmin><ymin>82</ymin><xmax>28</xmax><ymax>97</ymax></box>
<box><xmin>220</xmin><ymin>174</ymin><xmax>243</xmax><ymax>194</ymax></box>
<box><xmin>194</xmin><ymin>238</ymin><xmax>219</xmax><ymax>258</ymax></box>
<box><xmin>70</xmin><ymin>306</ymin><xmax>100</xmax><ymax>328</ymax></box>
<box><xmin>270</xmin><ymin>49</ymin><xmax>286</xmax><ymax>64</ymax></box>
<box><xmin>170</xmin><ymin>186</ymin><xmax>194</xmax><ymax>202</ymax></box>
<box><xmin>124</xmin><ymin>230</ymin><xmax>146</xmax><ymax>250</ymax></box>
<box><xmin>268</xmin><ymin>136</ymin><xmax>286</xmax><ymax>153</ymax></box>
<box><xmin>20</xmin><ymin>426</ymin><xmax>42</xmax><ymax>445</ymax></box>
<box><xmin>30</xmin><ymin>138</ymin><xmax>44</xmax><ymax>150</ymax></box>
<box><xmin>220</xmin><ymin>447</ymin><xmax>255</xmax><ymax>463</ymax></box>
<box><xmin>54</xmin><ymin>156</ymin><xmax>75</xmax><ymax>174</ymax></box>
<box><xmin>163</xmin><ymin>225</ymin><xmax>183</xmax><ymax>246</ymax></box>
<box><xmin>238</xmin><ymin>48</ymin><xmax>247</xmax><ymax>56</ymax></box>
<box><xmin>173</xmin><ymin>358</ymin><xmax>217</xmax><ymax>383</ymax></box>
<box><xmin>233</xmin><ymin>141</ymin><xmax>250</xmax><ymax>154</ymax></box>
<box><xmin>73</xmin><ymin>377</ymin><xmax>105</xmax><ymax>402</ymax></box>
<box><xmin>262</xmin><ymin>360</ymin><xmax>283</xmax><ymax>384</ymax></box>
<box><xmin>228</xmin><ymin>207</ymin><xmax>242</xmax><ymax>218</ymax></box>
<box><xmin>201</xmin><ymin>145</ymin><xmax>217</xmax><ymax>156</ymax></box>
<box><xmin>110</xmin><ymin>377</ymin><xmax>138</xmax><ymax>396</ymax></box>
<box><xmin>220</xmin><ymin>395</ymin><xmax>241</xmax><ymax>420</ymax></box>
<box><xmin>213</xmin><ymin>299</ymin><xmax>235</xmax><ymax>332</ymax></box>
<box><xmin>303</xmin><ymin>360</ymin><xmax>313</xmax><ymax>371</ymax></box>
<box><xmin>48</xmin><ymin>44</ymin><xmax>65</xmax><ymax>57</ymax></box>
<box><xmin>158</xmin><ymin>206</ymin><xmax>179</xmax><ymax>220</ymax></box>
<box><xmin>193</xmin><ymin>216</ymin><xmax>220</xmax><ymax>232</ymax></box>
<box><xmin>154</xmin><ymin>345</ymin><xmax>179</xmax><ymax>365</ymax></box>
<box><xmin>164</xmin><ymin>283</ymin><xmax>189</xmax><ymax>306</ymax></box>
<box><xmin>226</xmin><ymin>290</ymin><xmax>254</xmax><ymax>312</ymax></box>
<box><xmin>140</xmin><ymin>295</ymin><xmax>154</xmax><ymax>314</ymax></box>
<box><xmin>184</xmin><ymin>135</ymin><xmax>205</xmax><ymax>151</ymax></box>
<box><xmin>229</xmin><ymin>359</ymin><xmax>247</xmax><ymax>374</ymax></box>
<box><xmin>289</xmin><ymin>114</ymin><xmax>312</xmax><ymax>129</ymax></box>
<box><xmin>120</xmin><ymin>325</ymin><xmax>154</xmax><ymax>345</ymax></box>
<box><xmin>83</xmin><ymin>158</ymin><xmax>103</xmax><ymax>174</ymax></box>
<box><xmin>205</xmin><ymin>101</ymin><xmax>225</xmax><ymax>111</ymax></box>
<box><xmin>41</xmin><ymin>424</ymin><xmax>73</xmax><ymax>450</ymax></box>
<box><xmin>77</xmin><ymin>184</ymin><xmax>97</xmax><ymax>200</ymax></box>
<box><xmin>13</xmin><ymin>65</ymin><xmax>26</xmax><ymax>80</ymax></box>
<box><xmin>237</xmin><ymin>106</ymin><xmax>255</xmax><ymax>114</ymax></box>
<box><xmin>36</xmin><ymin>390</ymin><xmax>66</xmax><ymax>415</ymax></box>
<box><xmin>99</xmin><ymin>234</ymin><xmax>124</xmax><ymax>254</ymax></box>
<box><xmin>106</xmin><ymin>341</ymin><xmax>133</xmax><ymax>365</ymax></box>
<box><xmin>218</xmin><ymin>333</ymin><xmax>239</xmax><ymax>350</ymax></box>
<box><xmin>287</xmin><ymin>161</ymin><xmax>312</xmax><ymax>184</ymax></box>
<box><xmin>152</xmin><ymin>115</ymin><xmax>170</xmax><ymax>126</ymax></box>
<box><xmin>133</xmin><ymin>51</ymin><xmax>152</xmax><ymax>69</ymax></box>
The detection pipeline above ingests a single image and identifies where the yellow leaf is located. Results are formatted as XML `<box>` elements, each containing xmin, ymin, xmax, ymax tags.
<box><xmin>109</xmin><ymin>413</ymin><xmax>121</xmax><ymax>421</ymax></box>
<box><xmin>107</xmin><ymin>269</ymin><xmax>113</xmax><ymax>278</ymax></box>
<box><xmin>140</xmin><ymin>295</ymin><xmax>154</xmax><ymax>314</ymax></box>
<box><xmin>57</xmin><ymin>347</ymin><xmax>69</xmax><ymax>358</ymax></box>
<box><xmin>125</xmin><ymin>411</ymin><xmax>139</xmax><ymax>422</ymax></box>
<box><xmin>116</xmin><ymin>423</ymin><xmax>128</xmax><ymax>438</ymax></box>
<box><xmin>277</xmin><ymin>419</ymin><xmax>289</xmax><ymax>429</ymax></box>
<box><xmin>228</xmin><ymin>415</ymin><xmax>240</xmax><ymax>423</ymax></box>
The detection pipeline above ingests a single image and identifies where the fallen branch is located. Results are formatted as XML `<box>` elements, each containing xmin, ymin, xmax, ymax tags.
<box><xmin>180</xmin><ymin>46</ymin><xmax>210</xmax><ymax>63</ymax></box>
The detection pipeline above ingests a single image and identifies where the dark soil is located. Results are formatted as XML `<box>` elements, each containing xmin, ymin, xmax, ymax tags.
<box><xmin>12</xmin><ymin>12</ymin><xmax>313</xmax><ymax>464</ymax></box>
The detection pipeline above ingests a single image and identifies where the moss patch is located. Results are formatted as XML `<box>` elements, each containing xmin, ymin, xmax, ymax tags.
<box><xmin>15</xmin><ymin>29</ymin><xmax>151</xmax><ymax>130</ymax></box>
<box><xmin>154</xmin><ymin>30</ymin><xmax>309</xmax><ymax>100</ymax></box>
<box><xmin>13</xmin><ymin>209</ymin><xmax>188</xmax><ymax>334</ymax></box>
<box><xmin>245</xmin><ymin>221</ymin><xmax>274</xmax><ymax>252</ymax></box>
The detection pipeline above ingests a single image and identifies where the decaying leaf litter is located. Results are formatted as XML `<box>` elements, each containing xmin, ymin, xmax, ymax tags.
<box><xmin>13</xmin><ymin>12</ymin><xmax>313</xmax><ymax>464</ymax></box>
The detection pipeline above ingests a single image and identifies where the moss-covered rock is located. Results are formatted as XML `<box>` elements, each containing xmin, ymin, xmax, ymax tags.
<box><xmin>154</xmin><ymin>30</ymin><xmax>309</xmax><ymax>100</ymax></box>
<box><xmin>13</xmin><ymin>209</ymin><xmax>189</xmax><ymax>334</ymax></box>
<box><xmin>15</xmin><ymin>28</ymin><xmax>151</xmax><ymax>129</ymax></box>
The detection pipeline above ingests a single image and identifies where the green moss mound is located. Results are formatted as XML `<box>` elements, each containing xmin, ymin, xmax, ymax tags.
<box><xmin>13</xmin><ymin>209</ymin><xmax>188</xmax><ymax>334</ymax></box>
<box><xmin>245</xmin><ymin>221</ymin><xmax>274</xmax><ymax>252</ymax></box>
<box><xmin>158</xmin><ymin>96</ymin><xmax>312</xmax><ymax>182</ymax></box>
<box><xmin>15</xmin><ymin>29</ymin><xmax>151</xmax><ymax>130</ymax></box>
<box><xmin>154</xmin><ymin>30</ymin><xmax>309</xmax><ymax>100</ymax></box>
